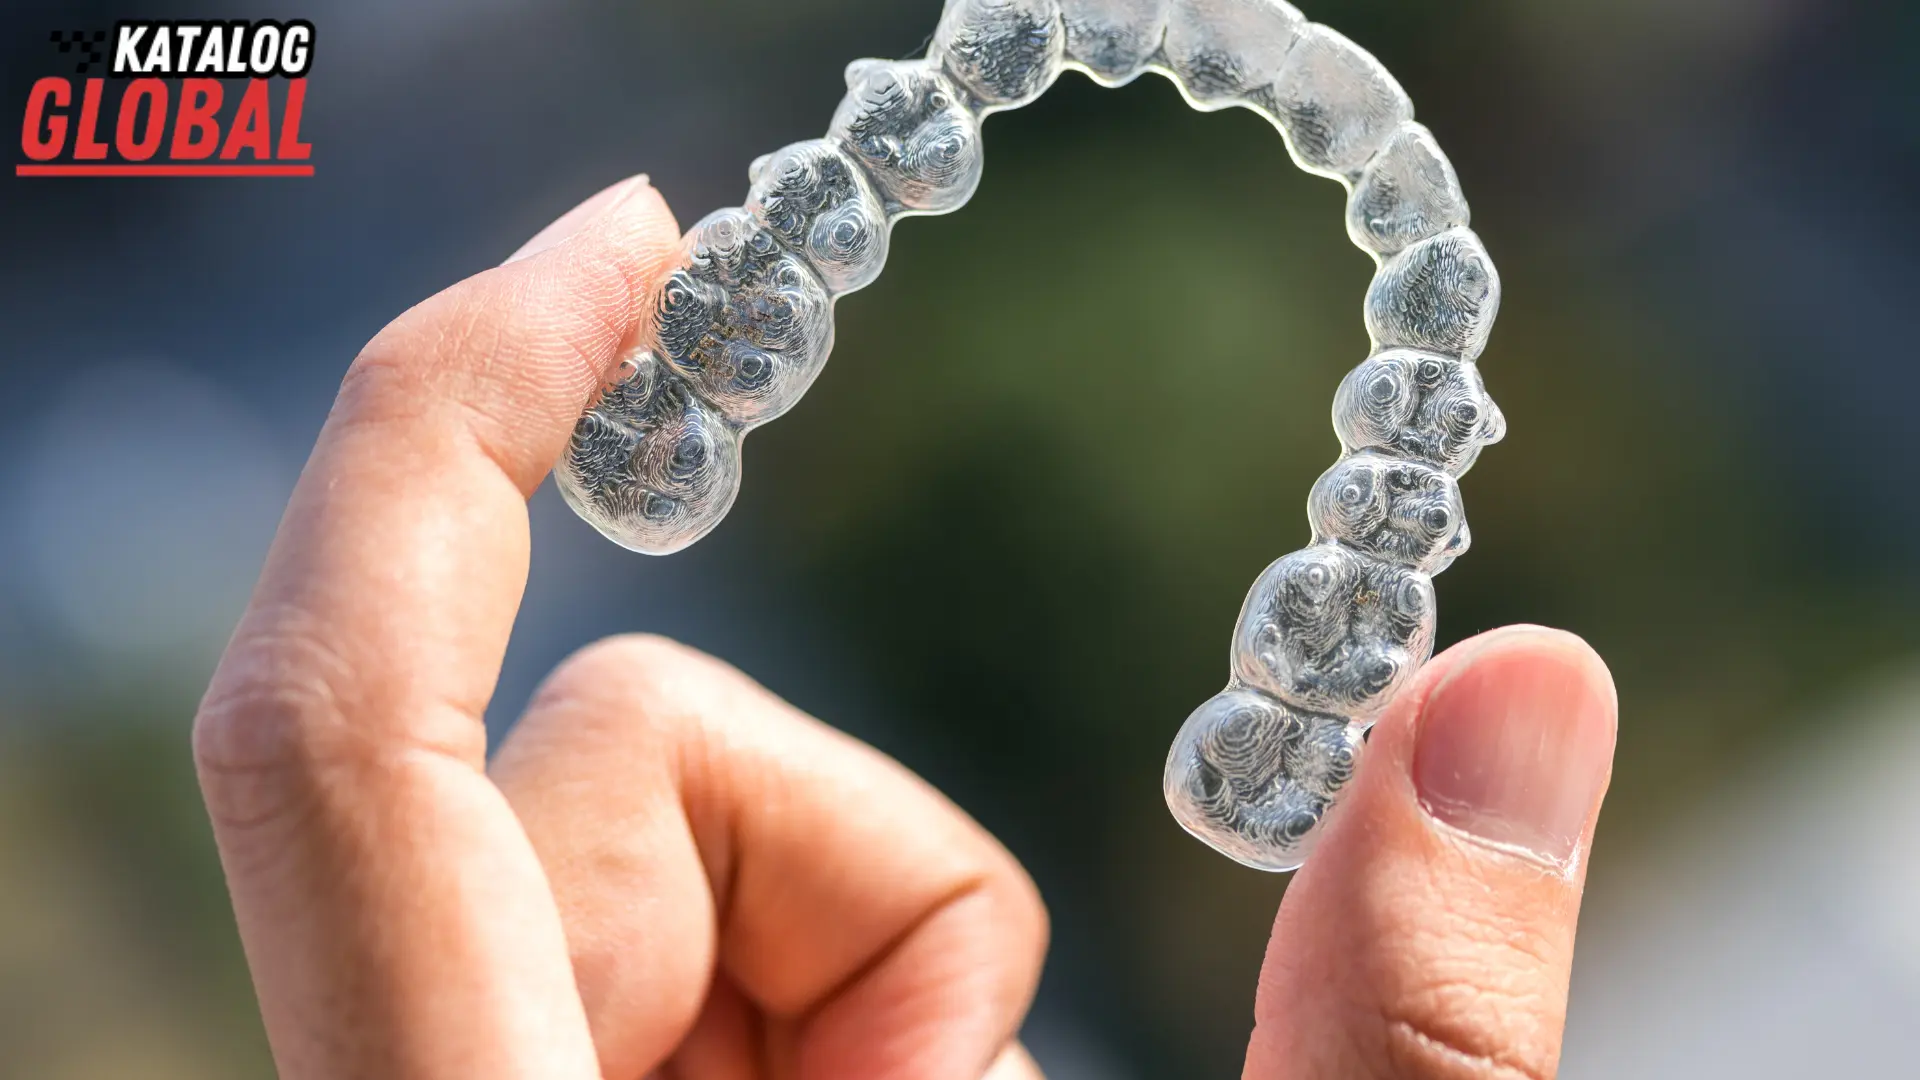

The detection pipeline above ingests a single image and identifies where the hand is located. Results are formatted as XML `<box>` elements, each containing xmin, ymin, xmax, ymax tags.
<box><xmin>192</xmin><ymin>175</ymin><xmax>1617</xmax><ymax>1080</ymax></box>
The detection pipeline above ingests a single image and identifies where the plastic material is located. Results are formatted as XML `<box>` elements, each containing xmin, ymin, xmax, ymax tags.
<box><xmin>555</xmin><ymin>0</ymin><xmax>1504</xmax><ymax>872</ymax></box>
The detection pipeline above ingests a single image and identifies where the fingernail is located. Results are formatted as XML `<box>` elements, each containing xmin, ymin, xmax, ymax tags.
<box><xmin>1412</xmin><ymin>630</ymin><xmax>1616</xmax><ymax>865</ymax></box>
<box><xmin>505</xmin><ymin>174</ymin><xmax>651</xmax><ymax>265</ymax></box>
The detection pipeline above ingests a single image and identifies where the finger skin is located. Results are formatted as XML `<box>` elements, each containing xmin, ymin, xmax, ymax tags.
<box><xmin>1244</xmin><ymin>627</ymin><xmax>1617</xmax><ymax>1080</ymax></box>
<box><xmin>192</xmin><ymin>179</ymin><xmax>680</xmax><ymax>1079</ymax></box>
<box><xmin>491</xmin><ymin>635</ymin><xmax>1050</xmax><ymax>1080</ymax></box>
<box><xmin>983</xmin><ymin>1043</ymin><xmax>1047</xmax><ymax>1080</ymax></box>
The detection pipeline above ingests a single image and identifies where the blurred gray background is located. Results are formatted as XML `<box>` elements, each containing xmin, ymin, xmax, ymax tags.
<box><xmin>2</xmin><ymin>0</ymin><xmax>1917</xmax><ymax>1076</ymax></box>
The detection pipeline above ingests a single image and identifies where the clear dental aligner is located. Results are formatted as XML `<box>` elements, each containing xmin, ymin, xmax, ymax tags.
<box><xmin>556</xmin><ymin>0</ymin><xmax>1504</xmax><ymax>872</ymax></box>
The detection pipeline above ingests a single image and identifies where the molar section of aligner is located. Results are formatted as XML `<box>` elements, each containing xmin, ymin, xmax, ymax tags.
<box><xmin>1347</xmin><ymin>124</ymin><xmax>1469</xmax><ymax>256</ymax></box>
<box><xmin>1260</xmin><ymin>24</ymin><xmax>1413</xmax><ymax>180</ymax></box>
<box><xmin>830</xmin><ymin>59</ymin><xmax>985</xmax><ymax>216</ymax></box>
<box><xmin>1333</xmin><ymin>350</ymin><xmax>1506</xmax><ymax>476</ymax></box>
<box><xmin>1061</xmin><ymin>0</ymin><xmax>1169</xmax><ymax>86</ymax></box>
<box><xmin>1161</xmin><ymin>0</ymin><xmax>1304</xmax><ymax>109</ymax></box>
<box><xmin>1365</xmin><ymin>227</ymin><xmax>1501</xmax><ymax>360</ymax></box>
<box><xmin>1308</xmin><ymin>453</ymin><xmax>1466</xmax><ymax>572</ymax></box>
<box><xmin>932</xmin><ymin>0</ymin><xmax>1066</xmax><ymax>110</ymax></box>
<box><xmin>555</xmin><ymin>352</ymin><xmax>744</xmax><ymax>556</ymax></box>
<box><xmin>746</xmin><ymin>140</ymin><xmax>890</xmax><ymax>295</ymax></box>
<box><xmin>1231</xmin><ymin>543</ymin><xmax>1437</xmax><ymax>723</ymax></box>
<box><xmin>654</xmin><ymin>208</ymin><xmax>835</xmax><ymax>427</ymax></box>
<box><xmin>1164</xmin><ymin>686</ymin><xmax>1364</xmax><ymax>871</ymax></box>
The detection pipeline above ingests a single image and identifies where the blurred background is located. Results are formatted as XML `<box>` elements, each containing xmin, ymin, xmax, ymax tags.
<box><xmin>2</xmin><ymin>0</ymin><xmax>1917</xmax><ymax>1075</ymax></box>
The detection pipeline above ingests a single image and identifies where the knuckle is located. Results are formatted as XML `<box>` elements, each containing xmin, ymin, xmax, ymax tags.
<box><xmin>1375</xmin><ymin>970</ymin><xmax>1560</xmax><ymax>1080</ymax></box>
<box><xmin>335</xmin><ymin>285</ymin><xmax>553</xmax><ymax>450</ymax></box>
<box><xmin>194</xmin><ymin>616</ymin><xmax>482</xmax><ymax>834</ymax></box>
<box><xmin>536</xmin><ymin>633</ymin><xmax>740</xmax><ymax>716</ymax></box>
<box><xmin>193</xmin><ymin>624</ymin><xmax>358</xmax><ymax>833</ymax></box>
<box><xmin>518</xmin><ymin>634</ymin><xmax>759</xmax><ymax>759</ymax></box>
<box><xmin>341</xmin><ymin>310</ymin><xmax>457</xmax><ymax>410</ymax></box>
<box><xmin>578</xmin><ymin>631</ymin><xmax>715</xmax><ymax>680</ymax></box>
<box><xmin>1383</xmin><ymin>1011</ymin><xmax>1555</xmax><ymax>1080</ymax></box>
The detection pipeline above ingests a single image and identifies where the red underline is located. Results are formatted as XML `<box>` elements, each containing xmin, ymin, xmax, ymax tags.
<box><xmin>15</xmin><ymin>163</ymin><xmax>314</xmax><ymax>177</ymax></box>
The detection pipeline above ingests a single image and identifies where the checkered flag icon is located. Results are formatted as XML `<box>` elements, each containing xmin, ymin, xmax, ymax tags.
<box><xmin>50</xmin><ymin>29</ymin><xmax>109</xmax><ymax>75</ymax></box>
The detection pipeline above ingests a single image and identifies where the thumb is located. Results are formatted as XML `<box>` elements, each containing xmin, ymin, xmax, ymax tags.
<box><xmin>1244</xmin><ymin>626</ymin><xmax>1617</xmax><ymax>1079</ymax></box>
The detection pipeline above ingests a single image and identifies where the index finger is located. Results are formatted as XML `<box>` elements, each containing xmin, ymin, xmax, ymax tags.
<box><xmin>192</xmin><ymin>177</ymin><xmax>680</xmax><ymax>1080</ymax></box>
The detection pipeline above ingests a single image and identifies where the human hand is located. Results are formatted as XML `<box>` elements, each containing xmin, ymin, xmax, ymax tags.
<box><xmin>192</xmin><ymin>175</ymin><xmax>1617</xmax><ymax>1080</ymax></box>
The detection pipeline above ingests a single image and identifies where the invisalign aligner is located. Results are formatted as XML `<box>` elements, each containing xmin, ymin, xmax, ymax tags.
<box><xmin>556</xmin><ymin>0</ymin><xmax>1505</xmax><ymax>872</ymax></box>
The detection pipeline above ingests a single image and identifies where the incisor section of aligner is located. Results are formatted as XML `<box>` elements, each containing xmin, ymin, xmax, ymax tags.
<box><xmin>932</xmin><ymin>0</ymin><xmax>1067</xmax><ymax>109</ymax></box>
<box><xmin>1062</xmin><ymin>0</ymin><xmax>1171</xmax><ymax>86</ymax></box>
<box><xmin>1262</xmin><ymin>23</ymin><xmax>1412</xmax><ymax>179</ymax></box>
<box><xmin>556</xmin><ymin>0</ymin><xmax>1505</xmax><ymax>873</ymax></box>
<box><xmin>1163</xmin><ymin>0</ymin><xmax>1304</xmax><ymax>107</ymax></box>
<box><xmin>1348</xmin><ymin>124</ymin><xmax>1470</xmax><ymax>256</ymax></box>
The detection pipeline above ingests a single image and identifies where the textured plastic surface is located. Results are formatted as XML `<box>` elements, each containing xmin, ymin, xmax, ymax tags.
<box><xmin>556</xmin><ymin>0</ymin><xmax>1504</xmax><ymax>872</ymax></box>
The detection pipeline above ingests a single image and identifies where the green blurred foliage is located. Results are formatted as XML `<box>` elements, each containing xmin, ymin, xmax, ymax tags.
<box><xmin>0</xmin><ymin>723</ymin><xmax>271</xmax><ymax>1079</ymax></box>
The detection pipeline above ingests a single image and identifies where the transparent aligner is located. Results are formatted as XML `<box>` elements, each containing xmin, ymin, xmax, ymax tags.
<box><xmin>1262</xmin><ymin>24</ymin><xmax>1413</xmax><ymax>180</ymax></box>
<box><xmin>554</xmin><ymin>352</ymin><xmax>743</xmax><ymax>555</ymax></box>
<box><xmin>1161</xmin><ymin>0</ymin><xmax>1304</xmax><ymax>108</ymax></box>
<box><xmin>1170</xmin><ymin>16</ymin><xmax>1504</xmax><ymax>865</ymax></box>
<box><xmin>830</xmin><ymin>59</ymin><xmax>986</xmax><ymax>216</ymax></box>
<box><xmin>1061</xmin><ymin>0</ymin><xmax>1170</xmax><ymax>86</ymax></box>
<box><xmin>1230</xmin><ymin>543</ymin><xmax>1438</xmax><ymax>723</ymax></box>
<box><xmin>1333</xmin><ymin>349</ymin><xmax>1506</xmax><ymax>476</ymax></box>
<box><xmin>746</xmin><ymin>139</ymin><xmax>891</xmax><ymax>295</ymax></box>
<box><xmin>655</xmin><ymin>208</ymin><xmax>836</xmax><ymax>426</ymax></box>
<box><xmin>1164</xmin><ymin>686</ymin><xmax>1364</xmax><ymax>871</ymax></box>
<box><xmin>1365</xmin><ymin>227</ymin><xmax>1501</xmax><ymax>360</ymax></box>
<box><xmin>1347</xmin><ymin>124</ymin><xmax>1470</xmax><ymax>256</ymax></box>
<box><xmin>932</xmin><ymin>0</ymin><xmax>1066</xmax><ymax>110</ymax></box>
<box><xmin>548</xmin><ymin>0</ymin><xmax>1508</xmax><ymax>873</ymax></box>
